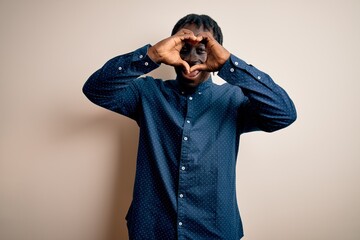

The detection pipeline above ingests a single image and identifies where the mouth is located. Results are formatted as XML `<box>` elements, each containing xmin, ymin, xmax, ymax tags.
<box><xmin>182</xmin><ymin>69</ymin><xmax>200</xmax><ymax>79</ymax></box>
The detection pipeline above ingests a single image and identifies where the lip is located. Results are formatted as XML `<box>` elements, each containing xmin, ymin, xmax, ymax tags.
<box><xmin>182</xmin><ymin>70</ymin><xmax>200</xmax><ymax>79</ymax></box>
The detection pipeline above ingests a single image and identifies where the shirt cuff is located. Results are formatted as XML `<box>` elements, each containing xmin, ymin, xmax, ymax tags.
<box><xmin>115</xmin><ymin>44</ymin><xmax>160</xmax><ymax>76</ymax></box>
<box><xmin>131</xmin><ymin>44</ymin><xmax>160</xmax><ymax>70</ymax></box>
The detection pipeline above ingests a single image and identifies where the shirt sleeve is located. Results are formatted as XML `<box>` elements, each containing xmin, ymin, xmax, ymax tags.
<box><xmin>218</xmin><ymin>54</ymin><xmax>297</xmax><ymax>133</ymax></box>
<box><xmin>82</xmin><ymin>45</ymin><xmax>160</xmax><ymax>120</ymax></box>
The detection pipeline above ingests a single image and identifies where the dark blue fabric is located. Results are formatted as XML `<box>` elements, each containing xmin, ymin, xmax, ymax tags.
<box><xmin>83</xmin><ymin>45</ymin><xmax>296</xmax><ymax>240</ymax></box>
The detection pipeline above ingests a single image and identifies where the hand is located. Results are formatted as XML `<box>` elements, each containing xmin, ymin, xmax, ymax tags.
<box><xmin>189</xmin><ymin>32</ymin><xmax>230</xmax><ymax>73</ymax></box>
<box><xmin>148</xmin><ymin>29</ymin><xmax>202</xmax><ymax>73</ymax></box>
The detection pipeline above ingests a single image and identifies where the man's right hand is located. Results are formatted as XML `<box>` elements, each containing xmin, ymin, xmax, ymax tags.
<box><xmin>147</xmin><ymin>29</ymin><xmax>201</xmax><ymax>74</ymax></box>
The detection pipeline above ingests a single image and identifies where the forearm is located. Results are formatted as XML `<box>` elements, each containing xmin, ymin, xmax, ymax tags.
<box><xmin>83</xmin><ymin>45</ymin><xmax>159</xmax><ymax>109</ymax></box>
<box><xmin>218</xmin><ymin>54</ymin><xmax>297</xmax><ymax>132</ymax></box>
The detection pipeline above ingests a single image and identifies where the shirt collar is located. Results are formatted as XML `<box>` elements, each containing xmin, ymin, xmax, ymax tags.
<box><xmin>173</xmin><ymin>76</ymin><xmax>213</xmax><ymax>95</ymax></box>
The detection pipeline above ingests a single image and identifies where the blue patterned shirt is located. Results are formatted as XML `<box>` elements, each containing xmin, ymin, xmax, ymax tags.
<box><xmin>83</xmin><ymin>45</ymin><xmax>296</xmax><ymax>240</ymax></box>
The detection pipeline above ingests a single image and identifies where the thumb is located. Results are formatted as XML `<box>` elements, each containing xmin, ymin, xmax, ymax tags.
<box><xmin>190</xmin><ymin>64</ymin><xmax>207</xmax><ymax>72</ymax></box>
<box><xmin>179</xmin><ymin>60</ymin><xmax>190</xmax><ymax>74</ymax></box>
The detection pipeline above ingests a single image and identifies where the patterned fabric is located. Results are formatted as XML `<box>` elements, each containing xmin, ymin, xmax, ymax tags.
<box><xmin>83</xmin><ymin>45</ymin><xmax>296</xmax><ymax>240</ymax></box>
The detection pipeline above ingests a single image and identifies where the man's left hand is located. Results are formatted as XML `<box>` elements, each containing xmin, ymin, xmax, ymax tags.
<box><xmin>190</xmin><ymin>32</ymin><xmax>231</xmax><ymax>73</ymax></box>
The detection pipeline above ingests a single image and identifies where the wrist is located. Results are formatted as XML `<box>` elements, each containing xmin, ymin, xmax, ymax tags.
<box><xmin>219</xmin><ymin>49</ymin><xmax>231</xmax><ymax>64</ymax></box>
<box><xmin>147</xmin><ymin>46</ymin><xmax>161</xmax><ymax>64</ymax></box>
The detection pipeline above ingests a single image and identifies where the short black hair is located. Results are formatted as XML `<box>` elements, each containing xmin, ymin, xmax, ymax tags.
<box><xmin>171</xmin><ymin>14</ymin><xmax>223</xmax><ymax>45</ymax></box>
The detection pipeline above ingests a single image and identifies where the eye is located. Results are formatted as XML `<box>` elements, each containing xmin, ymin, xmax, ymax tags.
<box><xmin>180</xmin><ymin>44</ymin><xmax>190</xmax><ymax>54</ymax></box>
<box><xmin>196</xmin><ymin>47</ymin><xmax>206</xmax><ymax>54</ymax></box>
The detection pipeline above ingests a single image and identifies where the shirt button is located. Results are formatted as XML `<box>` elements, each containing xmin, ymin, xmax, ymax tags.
<box><xmin>234</xmin><ymin>61</ymin><xmax>239</xmax><ymax>66</ymax></box>
<box><xmin>179</xmin><ymin>222</ymin><xmax>183</xmax><ymax>226</ymax></box>
<box><xmin>144</xmin><ymin>62</ymin><xmax>149</xmax><ymax>66</ymax></box>
<box><xmin>230</xmin><ymin>68</ymin><xmax>235</xmax><ymax>72</ymax></box>
<box><xmin>179</xmin><ymin>194</ymin><xmax>184</xmax><ymax>198</ymax></box>
<box><xmin>118</xmin><ymin>67</ymin><xmax>122</xmax><ymax>70</ymax></box>
<box><xmin>181</xmin><ymin>166</ymin><xmax>186</xmax><ymax>171</ymax></box>
<box><xmin>186</xmin><ymin>120</ymin><xmax>190</xmax><ymax>124</ymax></box>
<box><xmin>198</xmin><ymin>92</ymin><xmax>202</xmax><ymax>95</ymax></box>
<box><xmin>183</xmin><ymin>137</ymin><xmax>188</xmax><ymax>141</ymax></box>
<box><xmin>257</xmin><ymin>76</ymin><xmax>261</xmax><ymax>80</ymax></box>
<box><xmin>139</xmin><ymin>55</ymin><xmax>143</xmax><ymax>59</ymax></box>
<box><xmin>189</xmin><ymin>97</ymin><xmax>193</xmax><ymax>100</ymax></box>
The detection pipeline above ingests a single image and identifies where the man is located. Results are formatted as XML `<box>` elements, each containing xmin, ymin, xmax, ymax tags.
<box><xmin>83</xmin><ymin>14</ymin><xmax>296</xmax><ymax>240</ymax></box>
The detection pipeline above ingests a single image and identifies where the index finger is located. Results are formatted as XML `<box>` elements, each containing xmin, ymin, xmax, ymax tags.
<box><xmin>179</xmin><ymin>33</ymin><xmax>198</xmax><ymax>42</ymax></box>
<box><xmin>196</xmin><ymin>31</ymin><xmax>217</xmax><ymax>43</ymax></box>
<box><xmin>190</xmin><ymin>63</ymin><xmax>207</xmax><ymax>72</ymax></box>
<box><xmin>175</xmin><ymin>28</ymin><xmax>200</xmax><ymax>42</ymax></box>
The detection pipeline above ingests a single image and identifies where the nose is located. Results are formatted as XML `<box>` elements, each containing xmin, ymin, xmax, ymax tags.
<box><xmin>183</xmin><ymin>49</ymin><xmax>200</xmax><ymax>66</ymax></box>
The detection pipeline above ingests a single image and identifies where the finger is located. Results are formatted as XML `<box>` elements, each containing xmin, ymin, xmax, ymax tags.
<box><xmin>191</xmin><ymin>35</ymin><xmax>203</xmax><ymax>43</ymax></box>
<box><xmin>176</xmin><ymin>29</ymin><xmax>204</xmax><ymax>42</ymax></box>
<box><xmin>179</xmin><ymin>60</ymin><xmax>190</xmax><ymax>74</ymax></box>
<box><xmin>197</xmin><ymin>32</ymin><xmax>217</xmax><ymax>45</ymax></box>
<box><xmin>180</xmin><ymin>33</ymin><xmax>198</xmax><ymax>42</ymax></box>
<box><xmin>196</xmin><ymin>35</ymin><xmax>204</xmax><ymax>42</ymax></box>
<box><xmin>190</xmin><ymin>63</ymin><xmax>207</xmax><ymax>72</ymax></box>
<box><xmin>181</xmin><ymin>35</ymin><xmax>204</xmax><ymax>46</ymax></box>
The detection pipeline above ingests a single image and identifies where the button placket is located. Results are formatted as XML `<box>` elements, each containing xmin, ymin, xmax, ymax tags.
<box><xmin>177</xmin><ymin>92</ymin><xmax>195</xmax><ymax>236</ymax></box>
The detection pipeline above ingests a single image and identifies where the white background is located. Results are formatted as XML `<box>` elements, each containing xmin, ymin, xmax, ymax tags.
<box><xmin>1</xmin><ymin>0</ymin><xmax>359</xmax><ymax>239</ymax></box>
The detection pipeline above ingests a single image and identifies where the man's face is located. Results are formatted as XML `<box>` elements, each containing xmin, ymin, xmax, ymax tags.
<box><xmin>175</xmin><ymin>24</ymin><xmax>212</xmax><ymax>90</ymax></box>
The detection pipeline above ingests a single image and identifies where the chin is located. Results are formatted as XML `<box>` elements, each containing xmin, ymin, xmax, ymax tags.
<box><xmin>180</xmin><ymin>78</ymin><xmax>200</xmax><ymax>88</ymax></box>
<box><xmin>175</xmin><ymin>68</ymin><xmax>209</xmax><ymax>89</ymax></box>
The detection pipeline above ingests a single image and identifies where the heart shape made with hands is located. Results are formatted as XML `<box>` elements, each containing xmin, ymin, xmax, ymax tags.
<box><xmin>176</xmin><ymin>35</ymin><xmax>209</xmax><ymax>73</ymax></box>
<box><xmin>149</xmin><ymin>29</ymin><xmax>229</xmax><ymax>74</ymax></box>
<box><xmin>187</xmin><ymin>35</ymin><xmax>230</xmax><ymax>73</ymax></box>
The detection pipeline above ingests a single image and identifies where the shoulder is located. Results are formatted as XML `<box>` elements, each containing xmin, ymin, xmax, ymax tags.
<box><xmin>213</xmin><ymin>81</ymin><xmax>244</xmax><ymax>95</ymax></box>
<box><xmin>211</xmin><ymin>82</ymin><xmax>248</xmax><ymax>106</ymax></box>
<box><xmin>131</xmin><ymin>76</ymin><xmax>172</xmax><ymax>94</ymax></box>
<box><xmin>132</xmin><ymin>76</ymin><xmax>162</xmax><ymax>87</ymax></box>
